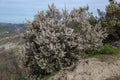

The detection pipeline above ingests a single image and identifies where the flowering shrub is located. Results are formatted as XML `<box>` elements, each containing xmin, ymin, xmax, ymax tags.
<box><xmin>22</xmin><ymin>4</ymin><xmax>107</xmax><ymax>79</ymax></box>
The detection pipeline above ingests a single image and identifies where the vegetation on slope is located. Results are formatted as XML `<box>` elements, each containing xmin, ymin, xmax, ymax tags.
<box><xmin>0</xmin><ymin>0</ymin><xmax>120</xmax><ymax>80</ymax></box>
<box><xmin>87</xmin><ymin>44</ymin><xmax>120</xmax><ymax>58</ymax></box>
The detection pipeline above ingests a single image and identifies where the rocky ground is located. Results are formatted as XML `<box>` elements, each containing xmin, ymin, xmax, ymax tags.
<box><xmin>47</xmin><ymin>56</ymin><xmax>120</xmax><ymax>80</ymax></box>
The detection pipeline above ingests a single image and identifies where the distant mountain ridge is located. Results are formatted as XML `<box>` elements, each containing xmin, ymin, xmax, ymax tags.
<box><xmin>0</xmin><ymin>23</ymin><xmax>26</xmax><ymax>34</ymax></box>
<box><xmin>0</xmin><ymin>23</ymin><xmax>26</xmax><ymax>37</ymax></box>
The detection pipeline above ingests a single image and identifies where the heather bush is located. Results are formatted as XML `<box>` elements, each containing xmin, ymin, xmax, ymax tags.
<box><xmin>22</xmin><ymin>4</ymin><xmax>107</xmax><ymax>79</ymax></box>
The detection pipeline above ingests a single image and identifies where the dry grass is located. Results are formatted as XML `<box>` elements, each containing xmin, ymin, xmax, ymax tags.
<box><xmin>0</xmin><ymin>46</ymin><xmax>25</xmax><ymax>80</ymax></box>
<box><xmin>0</xmin><ymin>34</ymin><xmax>24</xmax><ymax>45</ymax></box>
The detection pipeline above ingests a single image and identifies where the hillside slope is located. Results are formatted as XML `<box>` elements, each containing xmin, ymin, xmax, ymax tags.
<box><xmin>47</xmin><ymin>57</ymin><xmax>120</xmax><ymax>80</ymax></box>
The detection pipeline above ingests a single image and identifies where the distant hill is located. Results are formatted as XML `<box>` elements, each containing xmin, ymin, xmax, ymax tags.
<box><xmin>0</xmin><ymin>23</ymin><xmax>26</xmax><ymax>37</ymax></box>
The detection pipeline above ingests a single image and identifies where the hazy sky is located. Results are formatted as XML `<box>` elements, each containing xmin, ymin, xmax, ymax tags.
<box><xmin>0</xmin><ymin>0</ymin><xmax>120</xmax><ymax>23</ymax></box>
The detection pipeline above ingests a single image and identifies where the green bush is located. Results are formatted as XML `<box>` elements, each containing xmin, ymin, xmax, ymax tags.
<box><xmin>22</xmin><ymin>4</ymin><xmax>107</xmax><ymax>79</ymax></box>
<box><xmin>98</xmin><ymin>0</ymin><xmax>120</xmax><ymax>42</ymax></box>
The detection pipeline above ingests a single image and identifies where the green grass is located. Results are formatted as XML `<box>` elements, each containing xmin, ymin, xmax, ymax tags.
<box><xmin>16</xmin><ymin>77</ymin><xmax>27</xmax><ymax>80</ymax></box>
<box><xmin>106</xmin><ymin>76</ymin><xmax>120</xmax><ymax>80</ymax></box>
<box><xmin>0</xmin><ymin>29</ymin><xmax>17</xmax><ymax>38</ymax></box>
<box><xmin>87</xmin><ymin>44</ymin><xmax>120</xmax><ymax>58</ymax></box>
<box><xmin>0</xmin><ymin>29</ymin><xmax>8</xmax><ymax>36</ymax></box>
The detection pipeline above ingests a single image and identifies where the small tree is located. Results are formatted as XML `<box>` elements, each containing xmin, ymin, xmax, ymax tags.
<box><xmin>98</xmin><ymin>0</ymin><xmax>120</xmax><ymax>42</ymax></box>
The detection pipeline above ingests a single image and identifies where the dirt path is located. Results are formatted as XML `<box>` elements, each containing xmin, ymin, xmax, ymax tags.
<box><xmin>0</xmin><ymin>42</ymin><xmax>17</xmax><ymax>50</ymax></box>
<box><xmin>47</xmin><ymin>58</ymin><xmax>120</xmax><ymax>80</ymax></box>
